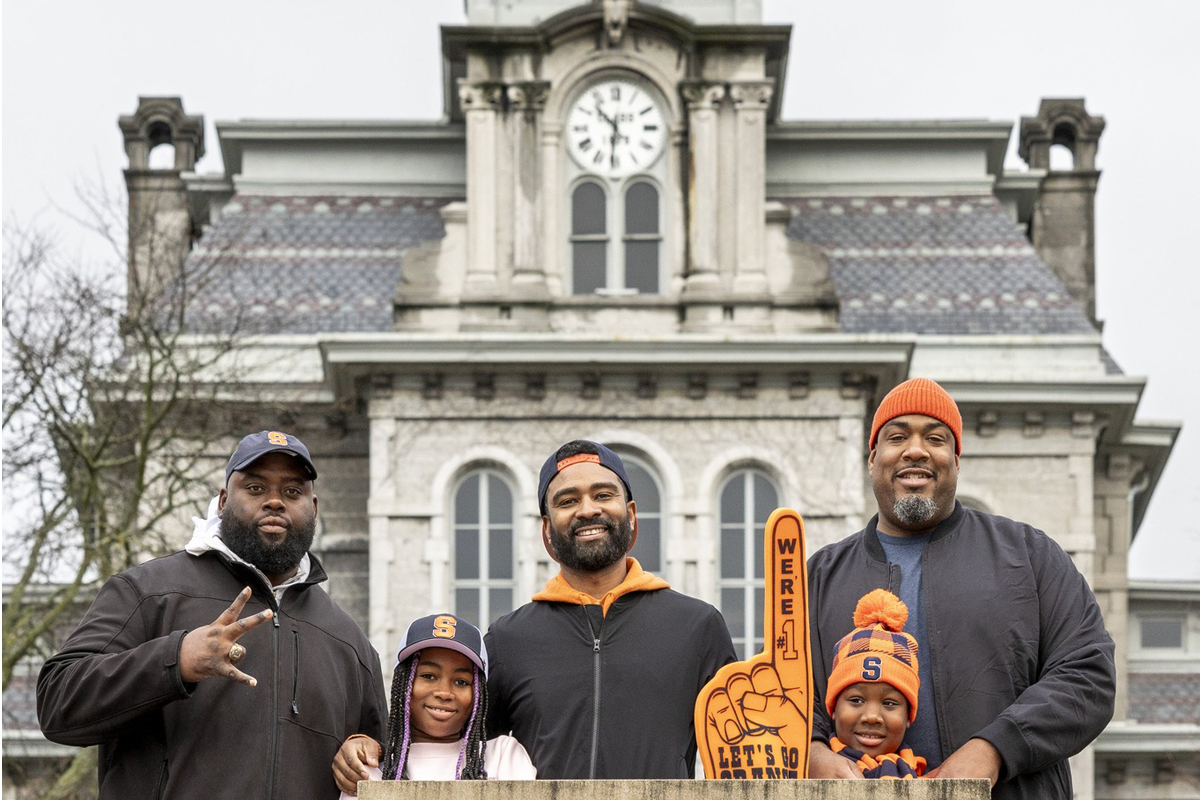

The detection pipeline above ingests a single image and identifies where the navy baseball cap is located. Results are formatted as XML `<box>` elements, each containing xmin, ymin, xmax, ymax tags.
<box><xmin>395</xmin><ymin>614</ymin><xmax>488</xmax><ymax>676</ymax></box>
<box><xmin>537</xmin><ymin>440</ymin><xmax>633</xmax><ymax>516</ymax></box>
<box><xmin>225</xmin><ymin>430</ymin><xmax>317</xmax><ymax>483</ymax></box>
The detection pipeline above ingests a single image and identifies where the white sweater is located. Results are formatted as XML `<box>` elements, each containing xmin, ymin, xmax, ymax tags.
<box><xmin>339</xmin><ymin>735</ymin><xmax>536</xmax><ymax>797</ymax></box>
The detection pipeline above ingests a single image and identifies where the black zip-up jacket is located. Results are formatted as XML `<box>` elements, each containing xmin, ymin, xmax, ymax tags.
<box><xmin>484</xmin><ymin>564</ymin><xmax>736</xmax><ymax>779</ymax></box>
<box><xmin>808</xmin><ymin>501</ymin><xmax>1116</xmax><ymax>800</ymax></box>
<box><xmin>37</xmin><ymin>550</ymin><xmax>386</xmax><ymax>800</ymax></box>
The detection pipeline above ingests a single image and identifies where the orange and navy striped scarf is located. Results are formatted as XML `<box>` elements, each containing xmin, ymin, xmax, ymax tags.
<box><xmin>830</xmin><ymin>737</ymin><xmax>926</xmax><ymax>779</ymax></box>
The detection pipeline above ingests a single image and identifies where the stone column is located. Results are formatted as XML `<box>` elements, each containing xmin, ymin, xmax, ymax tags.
<box><xmin>507</xmin><ymin>81</ymin><xmax>551</xmax><ymax>297</ymax></box>
<box><xmin>728</xmin><ymin>81</ymin><xmax>773</xmax><ymax>295</ymax></box>
<box><xmin>459</xmin><ymin>81</ymin><xmax>505</xmax><ymax>296</ymax></box>
<box><xmin>681</xmin><ymin>81</ymin><xmax>726</xmax><ymax>296</ymax></box>
<box><xmin>540</xmin><ymin>119</ymin><xmax>565</xmax><ymax>296</ymax></box>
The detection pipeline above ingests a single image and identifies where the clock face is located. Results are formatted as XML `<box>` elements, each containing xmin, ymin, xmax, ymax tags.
<box><xmin>566</xmin><ymin>79</ymin><xmax>666</xmax><ymax>178</ymax></box>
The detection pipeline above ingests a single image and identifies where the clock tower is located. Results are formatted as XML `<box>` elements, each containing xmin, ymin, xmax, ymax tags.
<box><xmin>398</xmin><ymin>0</ymin><xmax>835</xmax><ymax>334</ymax></box>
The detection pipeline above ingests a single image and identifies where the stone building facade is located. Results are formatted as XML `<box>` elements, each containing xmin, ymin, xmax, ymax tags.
<box><xmin>4</xmin><ymin>1</ymin><xmax>1196</xmax><ymax>798</ymax></box>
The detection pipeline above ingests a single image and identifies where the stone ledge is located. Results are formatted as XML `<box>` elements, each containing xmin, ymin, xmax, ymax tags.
<box><xmin>360</xmin><ymin>779</ymin><xmax>991</xmax><ymax>800</ymax></box>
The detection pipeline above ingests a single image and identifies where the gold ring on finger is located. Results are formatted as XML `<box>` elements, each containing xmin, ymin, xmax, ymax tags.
<box><xmin>228</xmin><ymin>643</ymin><xmax>247</xmax><ymax>665</ymax></box>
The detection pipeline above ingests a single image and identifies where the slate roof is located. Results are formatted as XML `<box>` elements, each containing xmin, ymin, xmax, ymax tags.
<box><xmin>181</xmin><ymin>192</ymin><xmax>1099</xmax><ymax>339</ymax></box>
<box><xmin>1129</xmin><ymin>672</ymin><xmax>1200</xmax><ymax>724</ymax></box>
<box><xmin>182</xmin><ymin>195</ymin><xmax>452</xmax><ymax>334</ymax></box>
<box><xmin>780</xmin><ymin>195</ymin><xmax>1099</xmax><ymax>336</ymax></box>
<box><xmin>3</xmin><ymin>673</ymin><xmax>38</xmax><ymax>732</ymax></box>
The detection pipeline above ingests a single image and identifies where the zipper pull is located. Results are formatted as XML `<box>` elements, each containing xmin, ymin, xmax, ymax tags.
<box><xmin>593</xmin><ymin>638</ymin><xmax>601</xmax><ymax>652</ymax></box>
<box><xmin>291</xmin><ymin>700</ymin><xmax>299</xmax><ymax>714</ymax></box>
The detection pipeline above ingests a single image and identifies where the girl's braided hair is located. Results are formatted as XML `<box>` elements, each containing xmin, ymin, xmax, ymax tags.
<box><xmin>379</xmin><ymin>653</ymin><xmax>489</xmax><ymax>780</ymax></box>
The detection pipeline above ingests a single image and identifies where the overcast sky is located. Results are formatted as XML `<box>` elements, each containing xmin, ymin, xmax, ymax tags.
<box><xmin>4</xmin><ymin>0</ymin><xmax>1197</xmax><ymax>580</ymax></box>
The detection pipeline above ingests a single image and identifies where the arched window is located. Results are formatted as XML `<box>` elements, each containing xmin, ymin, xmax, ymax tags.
<box><xmin>717</xmin><ymin>469</ymin><xmax>779</xmax><ymax>659</ymax></box>
<box><xmin>571</xmin><ymin>182</ymin><xmax>608</xmax><ymax>294</ymax></box>
<box><xmin>452</xmin><ymin>470</ymin><xmax>516</xmax><ymax>627</ymax></box>
<box><xmin>148</xmin><ymin>142</ymin><xmax>177</xmax><ymax>170</ymax></box>
<box><xmin>623</xmin><ymin>182</ymin><xmax>660</xmax><ymax>294</ymax></box>
<box><xmin>620</xmin><ymin>455</ymin><xmax>663</xmax><ymax>573</ymax></box>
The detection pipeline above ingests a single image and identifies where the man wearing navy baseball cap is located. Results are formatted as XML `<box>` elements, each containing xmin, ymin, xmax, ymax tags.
<box><xmin>39</xmin><ymin>429</ymin><xmax>387</xmax><ymax>799</ymax></box>
<box><xmin>483</xmin><ymin>440</ymin><xmax>737</xmax><ymax>779</ymax></box>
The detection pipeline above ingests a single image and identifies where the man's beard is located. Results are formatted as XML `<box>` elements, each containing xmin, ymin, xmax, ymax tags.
<box><xmin>892</xmin><ymin>495</ymin><xmax>939</xmax><ymax>528</ymax></box>
<box><xmin>548</xmin><ymin>514</ymin><xmax>634</xmax><ymax>572</ymax></box>
<box><xmin>221</xmin><ymin>510</ymin><xmax>315</xmax><ymax>579</ymax></box>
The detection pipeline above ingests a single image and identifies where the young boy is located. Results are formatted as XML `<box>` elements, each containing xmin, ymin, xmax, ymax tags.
<box><xmin>825</xmin><ymin>589</ymin><xmax>926</xmax><ymax>778</ymax></box>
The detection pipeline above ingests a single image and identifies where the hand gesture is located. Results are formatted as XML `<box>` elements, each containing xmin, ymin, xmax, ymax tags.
<box><xmin>695</xmin><ymin>509</ymin><xmax>813</xmax><ymax>778</ymax></box>
<box><xmin>333</xmin><ymin>735</ymin><xmax>381</xmax><ymax>795</ymax></box>
<box><xmin>179</xmin><ymin>587</ymin><xmax>273</xmax><ymax>687</ymax></box>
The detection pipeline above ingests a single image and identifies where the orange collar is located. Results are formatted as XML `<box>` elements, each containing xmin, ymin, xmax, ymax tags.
<box><xmin>532</xmin><ymin>557</ymin><xmax>670</xmax><ymax>615</ymax></box>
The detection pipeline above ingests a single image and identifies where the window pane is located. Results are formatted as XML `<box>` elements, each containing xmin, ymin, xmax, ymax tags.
<box><xmin>456</xmin><ymin>588</ymin><xmax>480</xmax><ymax>620</ymax></box>
<box><xmin>1142</xmin><ymin>618</ymin><xmax>1183</xmax><ymax>648</ymax></box>
<box><xmin>573</xmin><ymin>241</ymin><xmax>606</xmax><ymax>294</ymax></box>
<box><xmin>753</xmin><ymin>587</ymin><xmax>764</xmax><ymax>645</ymax></box>
<box><xmin>488</xmin><ymin>475</ymin><xmax>511</xmax><ymax>522</ymax></box>
<box><xmin>625</xmin><ymin>183</ymin><xmax>658</xmax><ymax>235</ymax></box>
<box><xmin>754</xmin><ymin>474</ymin><xmax>778</xmax><ymax>524</ymax></box>
<box><xmin>630</xmin><ymin>517</ymin><xmax>659</xmax><ymax>573</ymax></box>
<box><xmin>720</xmin><ymin>478</ymin><xmax>743</xmax><ymax>525</ymax></box>
<box><xmin>456</xmin><ymin>475</ymin><xmax>479</xmax><ymax>525</ymax></box>
<box><xmin>721</xmin><ymin>588</ymin><xmax>745</xmax><ymax>639</ymax></box>
<box><xmin>489</xmin><ymin>588</ymin><xmax>513</xmax><ymax>623</ymax></box>
<box><xmin>623</xmin><ymin>462</ymin><xmax>656</xmax><ymax>511</ymax></box>
<box><xmin>754</xmin><ymin>521</ymin><xmax>765</xmax><ymax>580</ymax></box>
<box><xmin>490</xmin><ymin>527</ymin><xmax>513</xmax><ymax>580</ymax></box>
<box><xmin>624</xmin><ymin>241</ymin><xmax>658</xmax><ymax>294</ymax></box>
<box><xmin>720</xmin><ymin>528</ymin><xmax>743</xmax><ymax>579</ymax></box>
<box><xmin>572</xmin><ymin>183</ymin><xmax>606</xmax><ymax>235</ymax></box>
<box><xmin>455</xmin><ymin>529</ymin><xmax>479</xmax><ymax>580</ymax></box>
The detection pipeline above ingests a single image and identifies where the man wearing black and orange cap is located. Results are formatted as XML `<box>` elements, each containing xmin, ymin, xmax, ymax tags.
<box><xmin>483</xmin><ymin>440</ymin><xmax>736</xmax><ymax>779</ymax></box>
<box><xmin>39</xmin><ymin>430</ymin><xmax>387</xmax><ymax>800</ymax></box>
<box><xmin>807</xmin><ymin>378</ymin><xmax>1115</xmax><ymax>800</ymax></box>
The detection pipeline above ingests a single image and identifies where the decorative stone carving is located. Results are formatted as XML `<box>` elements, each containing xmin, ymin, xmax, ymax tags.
<box><xmin>977</xmin><ymin>410</ymin><xmax>999</xmax><ymax>438</ymax></box>
<box><xmin>458</xmin><ymin>82</ymin><xmax>506</xmax><ymax>110</ymax></box>
<box><xmin>1023</xmin><ymin>411</ymin><xmax>1045</xmax><ymax>438</ymax></box>
<box><xmin>581</xmin><ymin>372</ymin><xmax>601</xmax><ymax>399</ymax></box>
<box><xmin>422</xmin><ymin>373</ymin><xmax>443</xmax><ymax>400</ymax></box>
<box><xmin>507</xmin><ymin>81</ymin><xmax>551</xmax><ymax>111</ymax></box>
<box><xmin>603</xmin><ymin>0</ymin><xmax>631</xmax><ymax>46</ymax></box>
<box><xmin>525</xmin><ymin>373</ymin><xmax>546</xmax><ymax>401</ymax></box>
<box><xmin>840</xmin><ymin>372</ymin><xmax>866</xmax><ymax>399</ymax></box>
<box><xmin>473</xmin><ymin>373</ymin><xmax>495</xmax><ymax>401</ymax></box>
<box><xmin>728</xmin><ymin>81</ymin><xmax>774</xmax><ymax>109</ymax></box>
<box><xmin>681</xmin><ymin>81</ymin><xmax>726</xmax><ymax>110</ymax></box>
<box><xmin>788</xmin><ymin>372</ymin><xmax>810</xmax><ymax>400</ymax></box>
<box><xmin>1072</xmin><ymin>410</ymin><xmax>1096</xmax><ymax>438</ymax></box>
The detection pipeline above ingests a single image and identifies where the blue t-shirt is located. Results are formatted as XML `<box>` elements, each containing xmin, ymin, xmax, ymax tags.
<box><xmin>876</xmin><ymin>529</ymin><xmax>943</xmax><ymax>767</ymax></box>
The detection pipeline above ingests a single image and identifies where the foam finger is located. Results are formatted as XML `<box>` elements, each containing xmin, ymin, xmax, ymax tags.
<box><xmin>705</xmin><ymin>688</ymin><xmax>744</xmax><ymax>745</ymax></box>
<box><xmin>762</xmin><ymin>509</ymin><xmax>808</xmax><ymax>690</ymax></box>
<box><xmin>750</xmin><ymin>662</ymin><xmax>784</xmax><ymax>696</ymax></box>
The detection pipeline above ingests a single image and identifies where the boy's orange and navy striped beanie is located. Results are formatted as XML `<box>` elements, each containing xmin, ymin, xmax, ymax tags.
<box><xmin>869</xmin><ymin>377</ymin><xmax>962</xmax><ymax>455</ymax></box>
<box><xmin>826</xmin><ymin>589</ymin><xmax>921</xmax><ymax>722</ymax></box>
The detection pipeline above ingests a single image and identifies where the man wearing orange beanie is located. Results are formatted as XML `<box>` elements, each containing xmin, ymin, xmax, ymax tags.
<box><xmin>806</xmin><ymin>377</ymin><xmax>1115</xmax><ymax>800</ymax></box>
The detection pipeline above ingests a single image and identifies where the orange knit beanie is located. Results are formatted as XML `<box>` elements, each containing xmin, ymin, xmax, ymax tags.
<box><xmin>870</xmin><ymin>377</ymin><xmax>962</xmax><ymax>455</ymax></box>
<box><xmin>826</xmin><ymin>589</ymin><xmax>920</xmax><ymax>722</ymax></box>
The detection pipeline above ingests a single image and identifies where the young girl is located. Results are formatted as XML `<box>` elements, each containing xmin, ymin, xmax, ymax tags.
<box><xmin>336</xmin><ymin>613</ymin><xmax>534</xmax><ymax>796</ymax></box>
